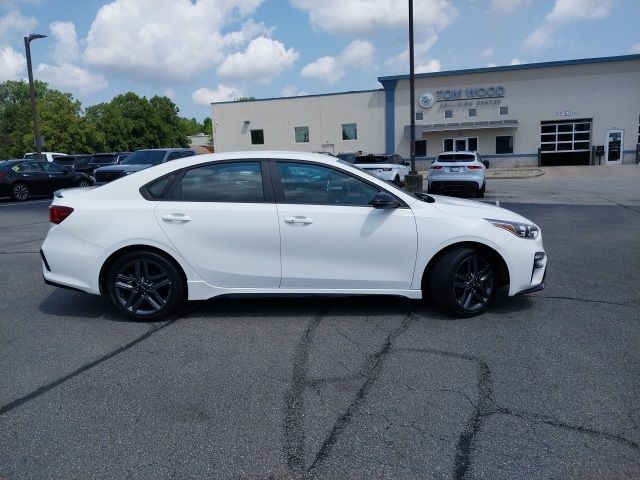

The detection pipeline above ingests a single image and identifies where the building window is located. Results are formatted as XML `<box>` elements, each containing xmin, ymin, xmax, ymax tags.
<box><xmin>500</xmin><ymin>106</ymin><xmax>509</xmax><ymax>116</ymax></box>
<box><xmin>469</xmin><ymin>108</ymin><xmax>477</xmax><ymax>117</ymax></box>
<box><xmin>444</xmin><ymin>109</ymin><xmax>453</xmax><ymax>119</ymax></box>
<box><xmin>444</xmin><ymin>138</ymin><xmax>454</xmax><ymax>151</ymax></box>
<box><xmin>468</xmin><ymin>137</ymin><xmax>478</xmax><ymax>152</ymax></box>
<box><xmin>540</xmin><ymin>120</ymin><xmax>591</xmax><ymax>152</ymax></box>
<box><xmin>415</xmin><ymin>140</ymin><xmax>427</xmax><ymax>157</ymax></box>
<box><xmin>294</xmin><ymin>126</ymin><xmax>309</xmax><ymax>143</ymax></box>
<box><xmin>250</xmin><ymin>129</ymin><xmax>264</xmax><ymax>145</ymax></box>
<box><xmin>342</xmin><ymin>123</ymin><xmax>357</xmax><ymax>140</ymax></box>
<box><xmin>415</xmin><ymin>112</ymin><xmax>423</xmax><ymax>121</ymax></box>
<box><xmin>496</xmin><ymin>136</ymin><xmax>514</xmax><ymax>154</ymax></box>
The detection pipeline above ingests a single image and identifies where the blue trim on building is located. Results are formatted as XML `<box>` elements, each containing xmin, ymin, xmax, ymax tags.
<box><xmin>211</xmin><ymin>88</ymin><xmax>381</xmax><ymax>105</ymax></box>
<box><xmin>380</xmin><ymin>80</ymin><xmax>398</xmax><ymax>155</ymax></box>
<box><xmin>378</xmin><ymin>54</ymin><xmax>640</xmax><ymax>83</ymax></box>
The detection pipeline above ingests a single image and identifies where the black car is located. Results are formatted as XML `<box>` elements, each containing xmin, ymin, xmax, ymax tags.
<box><xmin>94</xmin><ymin>148</ymin><xmax>196</xmax><ymax>184</ymax></box>
<box><xmin>53</xmin><ymin>154</ymin><xmax>92</xmax><ymax>171</ymax></box>
<box><xmin>0</xmin><ymin>160</ymin><xmax>93</xmax><ymax>201</ymax></box>
<box><xmin>71</xmin><ymin>154</ymin><xmax>96</xmax><ymax>174</ymax></box>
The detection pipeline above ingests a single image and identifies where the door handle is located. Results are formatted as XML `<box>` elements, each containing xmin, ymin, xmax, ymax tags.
<box><xmin>284</xmin><ymin>216</ymin><xmax>314</xmax><ymax>225</ymax></box>
<box><xmin>161</xmin><ymin>213</ymin><xmax>191</xmax><ymax>224</ymax></box>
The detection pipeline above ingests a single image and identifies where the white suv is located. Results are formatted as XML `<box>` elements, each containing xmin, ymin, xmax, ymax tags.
<box><xmin>353</xmin><ymin>153</ymin><xmax>410</xmax><ymax>186</ymax></box>
<box><xmin>428</xmin><ymin>151</ymin><xmax>487</xmax><ymax>198</ymax></box>
<box><xmin>23</xmin><ymin>152</ymin><xmax>68</xmax><ymax>163</ymax></box>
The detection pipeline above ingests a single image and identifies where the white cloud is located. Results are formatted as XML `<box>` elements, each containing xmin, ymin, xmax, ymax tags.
<box><xmin>291</xmin><ymin>0</ymin><xmax>458</xmax><ymax>34</ymax></box>
<box><xmin>383</xmin><ymin>32</ymin><xmax>438</xmax><ymax>73</ymax></box>
<box><xmin>192</xmin><ymin>84</ymin><xmax>243</xmax><ymax>105</ymax></box>
<box><xmin>416</xmin><ymin>58</ymin><xmax>441</xmax><ymax>73</ymax></box>
<box><xmin>545</xmin><ymin>0</ymin><xmax>614</xmax><ymax>23</ymax></box>
<box><xmin>221</xmin><ymin>19</ymin><xmax>273</xmax><ymax>48</ymax></box>
<box><xmin>0</xmin><ymin>10</ymin><xmax>37</xmax><ymax>41</ymax></box>
<box><xmin>480</xmin><ymin>46</ymin><xmax>494</xmax><ymax>58</ymax></box>
<box><xmin>524</xmin><ymin>0</ymin><xmax>614</xmax><ymax>51</ymax></box>
<box><xmin>0</xmin><ymin>45</ymin><xmax>24</xmax><ymax>81</ymax></box>
<box><xmin>509</xmin><ymin>57</ymin><xmax>522</xmax><ymax>65</ymax></box>
<box><xmin>491</xmin><ymin>0</ymin><xmax>531</xmax><ymax>14</ymax></box>
<box><xmin>301</xmin><ymin>39</ymin><xmax>375</xmax><ymax>84</ymax></box>
<box><xmin>35</xmin><ymin>62</ymin><xmax>108</xmax><ymax>94</ymax></box>
<box><xmin>84</xmin><ymin>0</ymin><xmax>265</xmax><ymax>82</ymax></box>
<box><xmin>50</xmin><ymin>21</ymin><xmax>79</xmax><ymax>64</ymax></box>
<box><xmin>632</xmin><ymin>43</ymin><xmax>640</xmax><ymax>53</ymax></box>
<box><xmin>339</xmin><ymin>39</ymin><xmax>374</xmax><ymax>69</ymax></box>
<box><xmin>486</xmin><ymin>62</ymin><xmax>497</xmax><ymax>67</ymax></box>
<box><xmin>217</xmin><ymin>36</ymin><xmax>298</xmax><ymax>81</ymax></box>
<box><xmin>301</xmin><ymin>55</ymin><xmax>340</xmax><ymax>83</ymax></box>
<box><xmin>281</xmin><ymin>85</ymin><xmax>308</xmax><ymax>97</ymax></box>
<box><xmin>164</xmin><ymin>87</ymin><xmax>175</xmax><ymax>99</ymax></box>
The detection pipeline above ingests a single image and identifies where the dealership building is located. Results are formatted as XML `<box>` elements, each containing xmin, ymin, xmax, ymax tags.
<box><xmin>211</xmin><ymin>54</ymin><xmax>640</xmax><ymax>168</ymax></box>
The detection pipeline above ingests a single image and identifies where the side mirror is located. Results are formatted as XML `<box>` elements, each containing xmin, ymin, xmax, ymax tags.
<box><xmin>403</xmin><ymin>161</ymin><xmax>410</xmax><ymax>167</ymax></box>
<box><xmin>371</xmin><ymin>192</ymin><xmax>399</xmax><ymax>209</ymax></box>
<box><xmin>482</xmin><ymin>160</ymin><xmax>490</xmax><ymax>169</ymax></box>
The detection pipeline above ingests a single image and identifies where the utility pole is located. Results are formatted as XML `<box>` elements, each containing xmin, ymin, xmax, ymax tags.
<box><xmin>404</xmin><ymin>0</ymin><xmax>423</xmax><ymax>193</ymax></box>
<box><xmin>24</xmin><ymin>33</ymin><xmax>47</xmax><ymax>157</ymax></box>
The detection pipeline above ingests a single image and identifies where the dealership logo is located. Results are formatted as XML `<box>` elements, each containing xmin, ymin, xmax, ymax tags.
<box><xmin>435</xmin><ymin>86</ymin><xmax>505</xmax><ymax>101</ymax></box>
<box><xmin>419</xmin><ymin>92</ymin><xmax>435</xmax><ymax>108</ymax></box>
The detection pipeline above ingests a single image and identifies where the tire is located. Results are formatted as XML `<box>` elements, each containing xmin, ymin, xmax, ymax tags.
<box><xmin>393</xmin><ymin>175</ymin><xmax>401</xmax><ymax>186</ymax></box>
<box><xmin>11</xmin><ymin>182</ymin><xmax>29</xmax><ymax>201</ymax></box>
<box><xmin>106</xmin><ymin>250</ymin><xmax>185</xmax><ymax>321</ymax></box>
<box><xmin>428</xmin><ymin>247</ymin><xmax>496</xmax><ymax>317</ymax></box>
<box><xmin>476</xmin><ymin>182</ymin><xmax>486</xmax><ymax>198</ymax></box>
<box><xmin>77</xmin><ymin>179</ymin><xmax>91</xmax><ymax>188</ymax></box>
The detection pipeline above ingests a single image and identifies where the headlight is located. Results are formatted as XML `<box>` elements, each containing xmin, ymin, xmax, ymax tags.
<box><xmin>485</xmin><ymin>218</ymin><xmax>539</xmax><ymax>239</ymax></box>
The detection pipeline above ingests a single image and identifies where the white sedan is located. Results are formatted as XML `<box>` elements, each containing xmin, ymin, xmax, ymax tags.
<box><xmin>41</xmin><ymin>151</ymin><xmax>546</xmax><ymax>321</ymax></box>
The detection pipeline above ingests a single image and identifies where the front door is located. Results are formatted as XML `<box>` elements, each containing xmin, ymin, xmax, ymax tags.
<box><xmin>155</xmin><ymin>160</ymin><xmax>281</xmax><ymax>288</ymax></box>
<box><xmin>273</xmin><ymin>161</ymin><xmax>417</xmax><ymax>290</ymax></box>
<box><xmin>605</xmin><ymin>130</ymin><xmax>623</xmax><ymax>165</ymax></box>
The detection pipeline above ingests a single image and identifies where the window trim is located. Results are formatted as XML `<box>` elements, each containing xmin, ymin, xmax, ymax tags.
<box><xmin>139</xmin><ymin>159</ymin><xmax>275</xmax><ymax>203</ymax></box>
<box><xmin>268</xmin><ymin>158</ymin><xmax>408</xmax><ymax>208</ymax></box>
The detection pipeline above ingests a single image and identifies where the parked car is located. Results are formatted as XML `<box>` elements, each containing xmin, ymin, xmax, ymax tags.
<box><xmin>87</xmin><ymin>153</ymin><xmax>123</xmax><ymax>172</ymax></box>
<box><xmin>353</xmin><ymin>153</ymin><xmax>410</xmax><ymax>185</ymax></box>
<box><xmin>42</xmin><ymin>151</ymin><xmax>546</xmax><ymax>321</ymax></box>
<box><xmin>428</xmin><ymin>151</ymin><xmax>488</xmax><ymax>197</ymax></box>
<box><xmin>93</xmin><ymin>148</ymin><xmax>196</xmax><ymax>184</ymax></box>
<box><xmin>23</xmin><ymin>152</ymin><xmax>68</xmax><ymax>163</ymax></box>
<box><xmin>0</xmin><ymin>160</ymin><xmax>93</xmax><ymax>201</ymax></box>
<box><xmin>53</xmin><ymin>154</ymin><xmax>92</xmax><ymax>171</ymax></box>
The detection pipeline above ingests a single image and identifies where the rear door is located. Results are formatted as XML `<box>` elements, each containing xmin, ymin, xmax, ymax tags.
<box><xmin>40</xmin><ymin>161</ymin><xmax>76</xmax><ymax>192</ymax></box>
<box><xmin>155</xmin><ymin>160</ymin><xmax>281</xmax><ymax>288</ymax></box>
<box><xmin>12</xmin><ymin>162</ymin><xmax>48</xmax><ymax>194</ymax></box>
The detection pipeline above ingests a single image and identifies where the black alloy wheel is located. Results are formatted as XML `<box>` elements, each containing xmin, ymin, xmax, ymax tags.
<box><xmin>476</xmin><ymin>182</ymin><xmax>486</xmax><ymax>198</ymax></box>
<box><xmin>78</xmin><ymin>179</ymin><xmax>91</xmax><ymax>188</ymax></box>
<box><xmin>393</xmin><ymin>175</ymin><xmax>401</xmax><ymax>185</ymax></box>
<box><xmin>11</xmin><ymin>182</ymin><xmax>29</xmax><ymax>201</ymax></box>
<box><xmin>107</xmin><ymin>251</ymin><xmax>184</xmax><ymax>321</ymax></box>
<box><xmin>429</xmin><ymin>247</ymin><xmax>496</xmax><ymax>317</ymax></box>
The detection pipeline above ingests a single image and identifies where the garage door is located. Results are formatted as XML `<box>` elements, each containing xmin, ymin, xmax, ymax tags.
<box><xmin>540</xmin><ymin>119</ymin><xmax>591</xmax><ymax>166</ymax></box>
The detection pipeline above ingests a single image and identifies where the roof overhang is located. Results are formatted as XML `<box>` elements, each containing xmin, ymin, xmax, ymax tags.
<box><xmin>405</xmin><ymin>119</ymin><xmax>518</xmax><ymax>136</ymax></box>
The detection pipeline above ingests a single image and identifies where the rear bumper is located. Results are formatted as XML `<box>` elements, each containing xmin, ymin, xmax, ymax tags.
<box><xmin>429</xmin><ymin>180</ymin><xmax>482</xmax><ymax>192</ymax></box>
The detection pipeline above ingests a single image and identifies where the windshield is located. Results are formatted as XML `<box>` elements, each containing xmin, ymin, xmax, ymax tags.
<box><xmin>90</xmin><ymin>154</ymin><xmax>117</xmax><ymax>164</ymax></box>
<box><xmin>436</xmin><ymin>154</ymin><xmax>475</xmax><ymax>162</ymax></box>
<box><xmin>121</xmin><ymin>150</ymin><xmax>166</xmax><ymax>165</ymax></box>
<box><xmin>354</xmin><ymin>155</ymin><xmax>392</xmax><ymax>165</ymax></box>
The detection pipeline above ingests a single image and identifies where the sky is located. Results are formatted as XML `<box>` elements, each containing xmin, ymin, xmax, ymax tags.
<box><xmin>1</xmin><ymin>0</ymin><xmax>639</xmax><ymax>121</ymax></box>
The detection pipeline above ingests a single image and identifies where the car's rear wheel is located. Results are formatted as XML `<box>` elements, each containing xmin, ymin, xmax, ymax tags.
<box><xmin>106</xmin><ymin>251</ymin><xmax>185</xmax><ymax>321</ymax></box>
<box><xmin>393</xmin><ymin>175</ymin><xmax>401</xmax><ymax>185</ymax></box>
<box><xmin>11</xmin><ymin>182</ymin><xmax>29</xmax><ymax>201</ymax></box>
<box><xmin>476</xmin><ymin>182</ymin><xmax>486</xmax><ymax>198</ymax></box>
<box><xmin>77</xmin><ymin>179</ymin><xmax>91</xmax><ymax>188</ymax></box>
<box><xmin>429</xmin><ymin>247</ymin><xmax>495</xmax><ymax>317</ymax></box>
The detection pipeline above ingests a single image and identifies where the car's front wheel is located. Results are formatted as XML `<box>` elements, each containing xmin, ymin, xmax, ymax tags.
<box><xmin>106</xmin><ymin>251</ymin><xmax>185</xmax><ymax>321</ymax></box>
<box><xmin>429</xmin><ymin>247</ymin><xmax>495</xmax><ymax>317</ymax></box>
<box><xmin>11</xmin><ymin>182</ymin><xmax>29</xmax><ymax>201</ymax></box>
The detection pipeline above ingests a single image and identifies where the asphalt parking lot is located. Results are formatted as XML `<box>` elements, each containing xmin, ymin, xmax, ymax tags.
<box><xmin>1</xmin><ymin>171</ymin><xmax>639</xmax><ymax>479</ymax></box>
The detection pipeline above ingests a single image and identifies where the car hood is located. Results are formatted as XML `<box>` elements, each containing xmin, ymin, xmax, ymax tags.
<box><xmin>431</xmin><ymin>195</ymin><xmax>533</xmax><ymax>224</ymax></box>
<box><xmin>95</xmin><ymin>164</ymin><xmax>152</xmax><ymax>172</ymax></box>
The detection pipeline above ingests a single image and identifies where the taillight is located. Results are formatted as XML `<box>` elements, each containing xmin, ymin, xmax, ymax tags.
<box><xmin>430</xmin><ymin>165</ymin><xmax>443</xmax><ymax>170</ymax></box>
<box><xmin>49</xmin><ymin>205</ymin><xmax>74</xmax><ymax>224</ymax></box>
<box><xmin>0</xmin><ymin>172</ymin><xmax>4</xmax><ymax>178</ymax></box>
<box><xmin>466</xmin><ymin>165</ymin><xmax>483</xmax><ymax>170</ymax></box>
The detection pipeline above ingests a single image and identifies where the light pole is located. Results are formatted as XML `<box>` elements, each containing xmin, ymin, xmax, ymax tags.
<box><xmin>404</xmin><ymin>0</ymin><xmax>423</xmax><ymax>193</ymax></box>
<box><xmin>24</xmin><ymin>33</ymin><xmax>47</xmax><ymax>157</ymax></box>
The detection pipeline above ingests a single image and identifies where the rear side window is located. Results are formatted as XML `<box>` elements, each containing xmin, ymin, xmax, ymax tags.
<box><xmin>354</xmin><ymin>155</ymin><xmax>392</xmax><ymax>164</ymax></box>
<box><xmin>181</xmin><ymin>162</ymin><xmax>264</xmax><ymax>202</ymax></box>
<box><xmin>145</xmin><ymin>174</ymin><xmax>178</xmax><ymax>200</ymax></box>
<box><xmin>436</xmin><ymin>154</ymin><xmax>475</xmax><ymax>162</ymax></box>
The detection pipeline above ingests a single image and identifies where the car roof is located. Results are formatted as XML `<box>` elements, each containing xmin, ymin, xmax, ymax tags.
<box><xmin>135</xmin><ymin>148</ymin><xmax>194</xmax><ymax>152</ymax></box>
<box><xmin>438</xmin><ymin>151</ymin><xmax>477</xmax><ymax>155</ymax></box>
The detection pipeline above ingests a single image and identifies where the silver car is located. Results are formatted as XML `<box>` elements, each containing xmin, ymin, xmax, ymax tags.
<box><xmin>427</xmin><ymin>151</ymin><xmax>487</xmax><ymax>198</ymax></box>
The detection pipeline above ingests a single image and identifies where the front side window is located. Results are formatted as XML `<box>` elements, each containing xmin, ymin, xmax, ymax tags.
<box><xmin>277</xmin><ymin>162</ymin><xmax>379</xmax><ymax>206</ymax></box>
<box><xmin>181</xmin><ymin>162</ymin><xmax>264</xmax><ymax>202</ymax></box>
<box><xmin>41</xmin><ymin>162</ymin><xmax>65</xmax><ymax>173</ymax></box>
<box><xmin>250</xmin><ymin>129</ymin><xmax>264</xmax><ymax>145</ymax></box>
<box><xmin>342</xmin><ymin>123</ymin><xmax>357</xmax><ymax>140</ymax></box>
<box><xmin>294</xmin><ymin>126</ymin><xmax>309</xmax><ymax>143</ymax></box>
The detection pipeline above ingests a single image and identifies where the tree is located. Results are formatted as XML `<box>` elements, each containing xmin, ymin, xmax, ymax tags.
<box><xmin>233</xmin><ymin>96</ymin><xmax>256</xmax><ymax>102</ymax></box>
<box><xmin>203</xmin><ymin>117</ymin><xmax>213</xmax><ymax>145</ymax></box>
